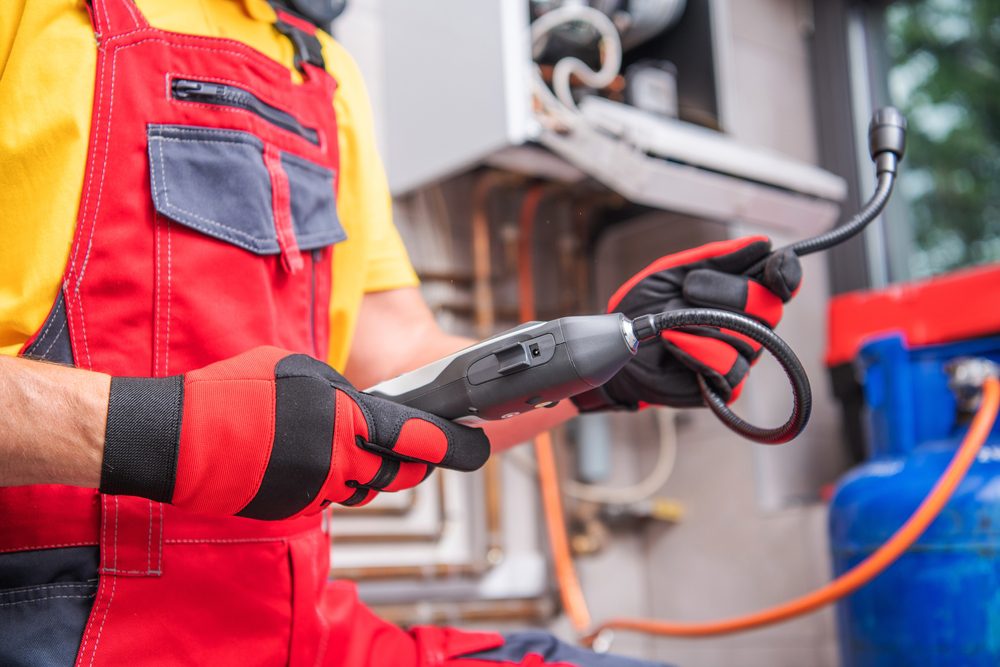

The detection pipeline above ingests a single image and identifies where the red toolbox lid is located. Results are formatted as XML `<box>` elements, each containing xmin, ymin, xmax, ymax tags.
<box><xmin>826</xmin><ymin>263</ymin><xmax>1000</xmax><ymax>366</ymax></box>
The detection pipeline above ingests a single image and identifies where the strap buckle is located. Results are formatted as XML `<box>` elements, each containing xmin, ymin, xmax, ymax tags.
<box><xmin>274</xmin><ymin>19</ymin><xmax>326</xmax><ymax>71</ymax></box>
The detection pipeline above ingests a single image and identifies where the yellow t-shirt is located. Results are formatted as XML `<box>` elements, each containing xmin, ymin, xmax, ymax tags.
<box><xmin>0</xmin><ymin>0</ymin><xmax>417</xmax><ymax>370</ymax></box>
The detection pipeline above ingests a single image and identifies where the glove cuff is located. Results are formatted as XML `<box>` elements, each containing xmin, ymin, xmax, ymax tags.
<box><xmin>100</xmin><ymin>375</ymin><xmax>184</xmax><ymax>502</ymax></box>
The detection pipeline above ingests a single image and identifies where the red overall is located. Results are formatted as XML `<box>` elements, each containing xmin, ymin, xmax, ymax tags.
<box><xmin>0</xmin><ymin>1</ymin><xmax>664</xmax><ymax>665</ymax></box>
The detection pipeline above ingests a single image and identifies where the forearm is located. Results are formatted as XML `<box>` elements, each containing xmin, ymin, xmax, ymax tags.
<box><xmin>0</xmin><ymin>355</ymin><xmax>109</xmax><ymax>487</ymax></box>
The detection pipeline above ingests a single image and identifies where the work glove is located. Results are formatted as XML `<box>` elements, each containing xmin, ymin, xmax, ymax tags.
<box><xmin>571</xmin><ymin>236</ymin><xmax>802</xmax><ymax>411</ymax></box>
<box><xmin>99</xmin><ymin>346</ymin><xmax>490</xmax><ymax>520</ymax></box>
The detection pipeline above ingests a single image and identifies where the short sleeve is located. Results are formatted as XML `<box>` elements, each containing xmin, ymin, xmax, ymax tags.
<box><xmin>321</xmin><ymin>37</ymin><xmax>419</xmax><ymax>293</ymax></box>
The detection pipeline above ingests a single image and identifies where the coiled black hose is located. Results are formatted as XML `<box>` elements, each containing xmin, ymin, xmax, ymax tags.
<box><xmin>632</xmin><ymin>309</ymin><xmax>812</xmax><ymax>444</ymax></box>
<box><xmin>655</xmin><ymin>107</ymin><xmax>907</xmax><ymax>444</ymax></box>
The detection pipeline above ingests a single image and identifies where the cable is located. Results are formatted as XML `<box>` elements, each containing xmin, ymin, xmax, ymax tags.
<box><xmin>697</xmin><ymin>107</ymin><xmax>907</xmax><ymax>442</ymax></box>
<box><xmin>530</xmin><ymin>5</ymin><xmax>623</xmax><ymax>123</ymax></box>
<box><xmin>582</xmin><ymin>375</ymin><xmax>999</xmax><ymax>644</ymax></box>
<box><xmin>631</xmin><ymin>308</ymin><xmax>813</xmax><ymax>445</ymax></box>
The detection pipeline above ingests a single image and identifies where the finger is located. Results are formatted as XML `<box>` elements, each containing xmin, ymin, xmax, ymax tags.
<box><xmin>355</xmin><ymin>393</ymin><xmax>491</xmax><ymax>472</ymax></box>
<box><xmin>729</xmin><ymin>377</ymin><xmax>748</xmax><ymax>403</ymax></box>
<box><xmin>661</xmin><ymin>330</ymin><xmax>750</xmax><ymax>401</ymax></box>
<box><xmin>705</xmin><ymin>237</ymin><xmax>773</xmax><ymax>274</ymax></box>
<box><xmin>382</xmin><ymin>462</ymin><xmax>431</xmax><ymax>492</ymax></box>
<box><xmin>718</xmin><ymin>328</ymin><xmax>763</xmax><ymax>359</ymax></box>
<box><xmin>761</xmin><ymin>248</ymin><xmax>802</xmax><ymax>302</ymax></box>
<box><xmin>679</xmin><ymin>325</ymin><xmax>759</xmax><ymax>359</ymax></box>
<box><xmin>607</xmin><ymin>236</ymin><xmax>770</xmax><ymax>312</ymax></box>
<box><xmin>683</xmin><ymin>270</ymin><xmax>784</xmax><ymax>327</ymax></box>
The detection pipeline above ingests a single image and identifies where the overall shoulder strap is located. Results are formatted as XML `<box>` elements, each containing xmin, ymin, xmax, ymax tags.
<box><xmin>86</xmin><ymin>0</ymin><xmax>151</xmax><ymax>40</ymax></box>
<box><xmin>268</xmin><ymin>2</ymin><xmax>327</xmax><ymax>72</ymax></box>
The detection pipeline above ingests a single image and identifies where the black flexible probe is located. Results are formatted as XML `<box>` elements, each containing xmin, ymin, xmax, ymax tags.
<box><xmin>666</xmin><ymin>107</ymin><xmax>907</xmax><ymax>444</ymax></box>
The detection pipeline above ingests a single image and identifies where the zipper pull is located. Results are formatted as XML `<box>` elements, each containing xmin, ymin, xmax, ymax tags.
<box><xmin>172</xmin><ymin>80</ymin><xmax>198</xmax><ymax>96</ymax></box>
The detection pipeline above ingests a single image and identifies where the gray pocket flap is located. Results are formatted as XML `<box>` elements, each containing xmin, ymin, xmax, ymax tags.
<box><xmin>148</xmin><ymin>124</ymin><xmax>345</xmax><ymax>254</ymax></box>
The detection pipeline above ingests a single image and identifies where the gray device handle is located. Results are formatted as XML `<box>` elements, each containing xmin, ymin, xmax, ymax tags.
<box><xmin>367</xmin><ymin>314</ymin><xmax>638</xmax><ymax>422</ymax></box>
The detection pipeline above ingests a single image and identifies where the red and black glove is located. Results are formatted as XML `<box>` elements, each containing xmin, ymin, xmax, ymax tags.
<box><xmin>572</xmin><ymin>236</ymin><xmax>802</xmax><ymax>411</ymax></box>
<box><xmin>99</xmin><ymin>347</ymin><xmax>490</xmax><ymax>520</ymax></box>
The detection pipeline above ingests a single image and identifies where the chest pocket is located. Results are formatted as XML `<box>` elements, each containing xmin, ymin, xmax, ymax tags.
<box><xmin>146</xmin><ymin>124</ymin><xmax>342</xmax><ymax>374</ymax></box>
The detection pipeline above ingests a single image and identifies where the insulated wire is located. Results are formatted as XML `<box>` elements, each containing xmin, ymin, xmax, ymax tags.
<box><xmin>530</xmin><ymin>5</ymin><xmax>623</xmax><ymax>124</ymax></box>
<box><xmin>583</xmin><ymin>376</ymin><xmax>999</xmax><ymax>642</ymax></box>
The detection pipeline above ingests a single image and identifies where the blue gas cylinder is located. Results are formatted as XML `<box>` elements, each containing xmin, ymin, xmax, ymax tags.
<box><xmin>829</xmin><ymin>333</ymin><xmax>1000</xmax><ymax>666</ymax></box>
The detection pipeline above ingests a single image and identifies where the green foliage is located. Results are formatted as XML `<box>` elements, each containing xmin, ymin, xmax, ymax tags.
<box><xmin>885</xmin><ymin>0</ymin><xmax>1000</xmax><ymax>277</ymax></box>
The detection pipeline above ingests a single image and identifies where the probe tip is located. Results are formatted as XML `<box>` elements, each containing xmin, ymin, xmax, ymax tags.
<box><xmin>869</xmin><ymin>106</ymin><xmax>907</xmax><ymax>162</ymax></box>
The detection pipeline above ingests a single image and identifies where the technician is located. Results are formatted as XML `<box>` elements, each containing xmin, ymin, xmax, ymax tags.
<box><xmin>0</xmin><ymin>0</ymin><xmax>801</xmax><ymax>665</ymax></box>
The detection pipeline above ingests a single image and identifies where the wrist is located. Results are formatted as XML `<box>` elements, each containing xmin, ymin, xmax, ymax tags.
<box><xmin>66</xmin><ymin>368</ymin><xmax>112</xmax><ymax>488</ymax></box>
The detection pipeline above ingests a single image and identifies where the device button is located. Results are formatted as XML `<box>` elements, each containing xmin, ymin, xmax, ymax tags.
<box><xmin>496</xmin><ymin>344</ymin><xmax>531</xmax><ymax>374</ymax></box>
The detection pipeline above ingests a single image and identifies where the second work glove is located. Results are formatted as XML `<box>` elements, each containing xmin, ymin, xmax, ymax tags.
<box><xmin>572</xmin><ymin>236</ymin><xmax>802</xmax><ymax>411</ymax></box>
<box><xmin>99</xmin><ymin>347</ymin><xmax>490</xmax><ymax>520</ymax></box>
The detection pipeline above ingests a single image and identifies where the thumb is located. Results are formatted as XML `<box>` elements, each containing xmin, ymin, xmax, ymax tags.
<box><xmin>761</xmin><ymin>248</ymin><xmax>802</xmax><ymax>302</ymax></box>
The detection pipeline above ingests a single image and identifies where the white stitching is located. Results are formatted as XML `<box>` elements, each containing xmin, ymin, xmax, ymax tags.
<box><xmin>152</xmin><ymin>135</ymin><xmax>274</xmax><ymax>249</ymax></box>
<box><xmin>88</xmin><ymin>497</ymin><xmax>120</xmax><ymax>665</ymax></box>
<box><xmin>76</xmin><ymin>496</ymin><xmax>108</xmax><ymax>659</ymax></box>
<box><xmin>146</xmin><ymin>501</ymin><xmax>152</xmax><ymax>574</ymax></box>
<box><xmin>40</xmin><ymin>318</ymin><xmax>67</xmax><ymax>357</ymax></box>
<box><xmin>120</xmin><ymin>0</ymin><xmax>143</xmax><ymax>30</ymax></box>
<box><xmin>158</xmin><ymin>502</ymin><xmax>163</xmax><ymax>574</ymax></box>
<box><xmin>68</xmin><ymin>33</ymin><xmax>335</xmax><ymax>367</ymax></box>
<box><xmin>0</xmin><ymin>583</ymin><xmax>97</xmax><ymax>595</ymax></box>
<box><xmin>99</xmin><ymin>0</ymin><xmax>111</xmax><ymax>38</ymax></box>
<box><xmin>164</xmin><ymin>209</ymin><xmax>172</xmax><ymax>375</ymax></box>
<box><xmin>164</xmin><ymin>537</ymin><xmax>286</xmax><ymax>544</ymax></box>
<box><xmin>31</xmin><ymin>300</ymin><xmax>60</xmax><ymax>351</ymax></box>
<box><xmin>71</xmin><ymin>34</ymin><xmax>292</xmax><ymax>276</ymax></box>
<box><xmin>76</xmin><ymin>291</ymin><xmax>94</xmax><ymax>370</ymax></box>
<box><xmin>113</xmin><ymin>496</ymin><xmax>119</xmax><ymax>572</ymax></box>
<box><xmin>152</xmin><ymin>126</ymin><xmax>266</xmax><ymax>141</ymax></box>
<box><xmin>153</xmin><ymin>212</ymin><xmax>161</xmax><ymax>377</ymax></box>
<box><xmin>0</xmin><ymin>595</ymin><xmax>94</xmax><ymax>607</ymax></box>
<box><xmin>88</xmin><ymin>567</ymin><xmax>116</xmax><ymax>665</ymax></box>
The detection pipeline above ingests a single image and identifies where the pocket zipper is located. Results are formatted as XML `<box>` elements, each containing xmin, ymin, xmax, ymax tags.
<box><xmin>172</xmin><ymin>79</ymin><xmax>320</xmax><ymax>145</ymax></box>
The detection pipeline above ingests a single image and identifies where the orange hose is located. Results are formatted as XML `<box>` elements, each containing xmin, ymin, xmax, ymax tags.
<box><xmin>518</xmin><ymin>185</ymin><xmax>592</xmax><ymax>633</ymax></box>
<box><xmin>514</xmin><ymin>184</ymin><xmax>1000</xmax><ymax>646</ymax></box>
<box><xmin>583</xmin><ymin>376</ymin><xmax>1000</xmax><ymax>642</ymax></box>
